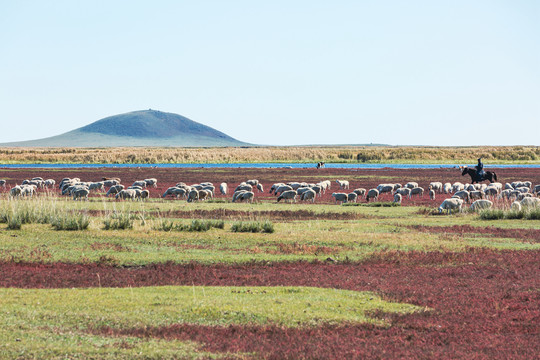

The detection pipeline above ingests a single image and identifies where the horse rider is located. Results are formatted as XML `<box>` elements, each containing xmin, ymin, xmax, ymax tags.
<box><xmin>475</xmin><ymin>158</ymin><xmax>485</xmax><ymax>180</ymax></box>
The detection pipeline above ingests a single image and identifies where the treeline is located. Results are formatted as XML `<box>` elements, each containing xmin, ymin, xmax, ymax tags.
<box><xmin>0</xmin><ymin>146</ymin><xmax>538</xmax><ymax>164</ymax></box>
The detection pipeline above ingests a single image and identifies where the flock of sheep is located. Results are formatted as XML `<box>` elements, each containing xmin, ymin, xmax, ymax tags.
<box><xmin>2</xmin><ymin>175</ymin><xmax>540</xmax><ymax>215</ymax></box>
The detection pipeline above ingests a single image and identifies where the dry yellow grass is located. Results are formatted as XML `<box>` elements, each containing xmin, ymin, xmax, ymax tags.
<box><xmin>0</xmin><ymin>146</ymin><xmax>538</xmax><ymax>164</ymax></box>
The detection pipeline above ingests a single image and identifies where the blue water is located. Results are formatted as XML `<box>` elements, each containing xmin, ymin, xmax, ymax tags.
<box><xmin>1</xmin><ymin>163</ymin><xmax>539</xmax><ymax>169</ymax></box>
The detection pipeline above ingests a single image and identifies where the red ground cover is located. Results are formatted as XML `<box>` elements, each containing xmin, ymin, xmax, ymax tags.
<box><xmin>408</xmin><ymin>224</ymin><xmax>540</xmax><ymax>242</ymax></box>
<box><xmin>2</xmin><ymin>249</ymin><xmax>538</xmax><ymax>359</ymax></box>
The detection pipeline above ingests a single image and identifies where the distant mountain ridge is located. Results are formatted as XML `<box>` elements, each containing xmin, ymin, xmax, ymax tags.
<box><xmin>1</xmin><ymin>110</ymin><xmax>249</xmax><ymax>147</ymax></box>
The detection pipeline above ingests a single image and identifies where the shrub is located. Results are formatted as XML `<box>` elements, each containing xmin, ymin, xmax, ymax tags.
<box><xmin>526</xmin><ymin>208</ymin><xmax>540</xmax><ymax>220</ymax></box>
<box><xmin>153</xmin><ymin>219</ymin><xmax>225</xmax><ymax>232</ymax></box>
<box><xmin>479</xmin><ymin>209</ymin><xmax>505</xmax><ymax>220</ymax></box>
<box><xmin>51</xmin><ymin>212</ymin><xmax>90</xmax><ymax>231</ymax></box>
<box><xmin>6</xmin><ymin>214</ymin><xmax>22</xmax><ymax>230</ymax></box>
<box><xmin>103</xmin><ymin>212</ymin><xmax>134</xmax><ymax>230</ymax></box>
<box><xmin>343</xmin><ymin>202</ymin><xmax>399</xmax><ymax>207</ymax></box>
<box><xmin>231</xmin><ymin>221</ymin><xmax>274</xmax><ymax>233</ymax></box>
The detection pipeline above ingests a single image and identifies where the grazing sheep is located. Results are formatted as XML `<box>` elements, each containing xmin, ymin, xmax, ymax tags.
<box><xmin>515</xmin><ymin>186</ymin><xmax>530</xmax><ymax>194</ymax></box>
<box><xmin>353</xmin><ymin>188</ymin><xmax>366</xmax><ymax>198</ymax></box>
<box><xmin>499</xmin><ymin>189</ymin><xmax>512</xmax><ymax>200</ymax></box>
<box><xmin>139</xmin><ymin>189</ymin><xmax>150</xmax><ymax>200</ymax></box>
<box><xmin>533</xmin><ymin>184</ymin><xmax>540</xmax><ymax>194</ymax></box>
<box><xmin>366</xmin><ymin>189</ymin><xmax>379</xmax><ymax>202</ymax></box>
<box><xmin>452</xmin><ymin>190</ymin><xmax>470</xmax><ymax>203</ymax></box>
<box><xmin>452</xmin><ymin>182</ymin><xmax>465</xmax><ymax>192</ymax></box>
<box><xmin>102</xmin><ymin>177</ymin><xmax>121</xmax><ymax>183</ymax></box>
<box><xmin>466</xmin><ymin>184</ymin><xmax>476</xmax><ymax>192</ymax></box>
<box><xmin>409</xmin><ymin>187</ymin><xmax>424</xmax><ymax>198</ymax></box>
<box><xmin>377</xmin><ymin>184</ymin><xmax>394</xmax><ymax>195</ymax></box>
<box><xmin>277</xmin><ymin>190</ymin><xmax>297</xmax><ymax>203</ymax></box>
<box><xmin>470</xmin><ymin>199</ymin><xmax>493</xmax><ymax>211</ymax></box>
<box><xmin>504</xmin><ymin>183</ymin><xmax>514</xmax><ymax>190</ymax></box>
<box><xmin>347</xmin><ymin>192</ymin><xmax>358</xmax><ymax>203</ymax></box>
<box><xmin>144</xmin><ymin>178</ymin><xmax>158</xmax><ymax>188</ymax></box>
<box><xmin>332</xmin><ymin>192</ymin><xmax>348</xmax><ymax>204</ymax></box>
<box><xmin>202</xmin><ymin>185</ymin><xmax>215</xmax><ymax>197</ymax></box>
<box><xmin>200</xmin><ymin>182</ymin><xmax>214</xmax><ymax>187</ymax></box>
<box><xmin>275</xmin><ymin>185</ymin><xmax>294</xmax><ymax>196</ymax></box>
<box><xmin>115</xmin><ymin>189</ymin><xmax>136</xmax><ymax>200</ymax></box>
<box><xmin>335</xmin><ymin>180</ymin><xmax>350</xmax><ymax>189</ymax></box>
<box><xmin>438</xmin><ymin>198</ymin><xmax>464</xmax><ymax>214</ymax></box>
<box><xmin>198</xmin><ymin>189</ymin><xmax>211</xmax><ymax>201</ymax></box>
<box><xmin>103</xmin><ymin>179</ymin><xmax>120</xmax><ymax>187</ymax></box>
<box><xmin>301</xmin><ymin>189</ymin><xmax>317</xmax><ymax>203</ymax></box>
<box><xmin>235</xmin><ymin>183</ymin><xmax>253</xmax><ymax>193</ymax></box>
<box><xmin>232</xmin><ymin>190</ymin><xmax>247</xmax><ymax>203</ymax></box>
<box><xmin>44</xmin><ymin>179</ymin><xmax>56</xmax><ymax>188</ymax></box>
<box><xmin>429</xmin><ymin>182</ymin><xmax>443</xmax><ymax>193</ymax></box>
<box><xmin>311</xmin><ymin>185</ymin><xmax>323</xmax><ymax>197</ymax></box>
<box><xmin>517</xmin><ymin>193</ymin><xmax>533</xmax><ymax>201</ymax></box>
<box><xmin>429</xmin><ymin>189</ymin><xmax>436</xmax><ymax>200</ymax></box>
<box><xmin>483</xmin><ymin>187</ymin><xmax>498</xmax><ymax>197</ymax></box>
<box><xmin>269</xmin><ymin>183</ymin><xmax>285</xmax><ymax>195</ymax></box>
<box><xmin>132</xmin><ymin>180</ymin><xmax>147</xmax><ymax>188</ymax></box>
<box><xmin>246</xmin><ymin>179</ymin><xmax>259</xmax><ymax>187</ymax></box>
<box><xmin>0</xmin><ymin>180</ymin><xmax>6</xmax><ymax>187</ymax></box>
<box><xmin>394</xmin><ymin>187</ymin><xmax>411</xmax><ymax>197</ymax></box>
<box><xmin>88</xmin><ymin>182</ymin><xmax>105</xmax><ymax>191</ymax></box>
<box><xmin>405</xmin><ymin>182</ymin><xmax>418</xmax><ymax>189</ymax></box>
<box><xmin>256</xmin><ymin>183</ymin><xmax>264</xmax><ymax>192</ymax></box>
<box><xmin>511</xmin><ymin>201</ymin><xmax>522</xmax><ymax>211</ymax></box>
<box><xmin>219</xmin><ymin>183</ymin><xmax>228</xmax><ymax>195</ymax></box>
<box><xmin>520</xmin><ymin>197</ymin><xmax>540</xmax><ymax>208</ymax></box>
<box><xmin>106</xmin><ymin>185</ymin><xmax>125</xmax><ymax>197</ymax></box>
<box><xmin>469</xmin><ymin>190</ymin><xmax>484</xmax><ymax>200</ymax></box>
<box><xmin>239</xmin><ymin>191</ymin><xmax>255</xmax><ymax>203</ymax></box>
<box><xmin>296</xmin><ymin>187</ymin><xmax>312</xmax><ymax>196</ymax></box>
<box><xmin>393</xmin><ymin>193</ymin><xmax>402</xmax><ymax>204</ymax></box>
<box><xmin>128</xmin><ymin>185</ymin><xmax>143</xmax><ymax>191</ymax></box>
<box><xmin>72</xmin><ymin>188</ymin><xmax>90</xmax><ymax>201</ymax></box>
<box><xmin>187</xmin><ymin>189</ymin><xmax>199</xmax><ymax>203</ymax></box>
<box><xmin>443</xmin><ymin>183</ymin><xmax>452</xmax><ymax>194</ymax></box>
<box><xmin>10</xmin><ymin>186</ymin><xmax>22</xmax><ymax>197</ymax></box>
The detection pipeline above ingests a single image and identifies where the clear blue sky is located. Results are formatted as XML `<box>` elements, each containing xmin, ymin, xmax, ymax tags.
<box><xmin>1</xmin><ymin>1</ymin><xmax>538</xmax><ymax>145</ymax></box>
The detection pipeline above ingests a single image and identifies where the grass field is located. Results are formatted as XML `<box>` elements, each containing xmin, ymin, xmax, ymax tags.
<box><xmin>0</xmin><ymin>166</ymin><xmax>538</xmax><ymax>358</ymax></box>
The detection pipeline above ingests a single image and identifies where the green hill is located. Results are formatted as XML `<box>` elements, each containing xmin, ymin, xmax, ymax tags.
<box><xmin>1</xmin><ymin>110</ymin><xmax>250</xmax><ymax>147</ymax></box>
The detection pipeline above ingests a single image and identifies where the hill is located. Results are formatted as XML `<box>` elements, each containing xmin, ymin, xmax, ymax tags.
<box><xmin>1</xmin><ymin>110</ymin><xmax>250</xmax><ymax>147</ymax></box>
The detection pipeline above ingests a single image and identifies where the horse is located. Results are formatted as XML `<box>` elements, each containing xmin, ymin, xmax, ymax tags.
<box><xmin>460</xmin><ymin>166</ymin><xmax>497</xmax><ymax>184</ymax></box>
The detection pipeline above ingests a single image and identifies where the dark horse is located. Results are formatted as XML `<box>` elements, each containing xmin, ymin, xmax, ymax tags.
<box><xmin>461</xmin><ymin>166</ymin><xmax>497</xmax><ymax>184</ymax></box>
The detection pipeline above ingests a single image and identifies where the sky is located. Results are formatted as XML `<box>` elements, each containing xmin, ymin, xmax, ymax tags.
<box><xmin>0</xmin><ymin>1</ymin><xmax>538</xmax><ymax>146</ymax></box>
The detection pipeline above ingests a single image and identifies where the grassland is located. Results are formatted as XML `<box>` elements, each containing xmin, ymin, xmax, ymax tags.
<box><xmin>0</xmin><ymin>145</ymin><xmax>539</xmax><ymax>164</ymax></box>
<box><xmin>0</xmin><ymin>166</ymin><xmax>538</xmax><ymax>358</ymax></box>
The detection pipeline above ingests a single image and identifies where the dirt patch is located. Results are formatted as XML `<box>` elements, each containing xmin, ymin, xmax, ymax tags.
<box><xmin>408</xmin><ymin>224</ymin><xmax>540</xmax><ymax>243</ymax></box>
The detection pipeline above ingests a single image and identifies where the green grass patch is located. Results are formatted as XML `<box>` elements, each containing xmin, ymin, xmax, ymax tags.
<box><xmin>231</xmin><ymin>221</ymin><xmax>275</xmax><ymax>233</ymax></box>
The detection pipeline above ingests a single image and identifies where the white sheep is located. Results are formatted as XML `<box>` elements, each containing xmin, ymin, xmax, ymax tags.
<box><xmin>335</xmin><ymin>180</ymin><xmax>349</xmax><ymax>189</ymax></box>
<box><xmin>0</xmin><ymin>180</ymin><xmax>6</xmax><ymax>187</ymax></box>
<box><xmin>72</xmin><ymin>188</ymin><xmax>90</xmax><ymax>201</ymax></box>
<box><xmin>106</xmin><ymin>185</ymin><xmax>125</xmax><ymax>197</ymax></box>
<box><xmin>232</xmin><ymin>190</ymin><xmax>247</xmax><ymax>203</ymax></box>
<box><xmin>347</xmin><ymin>192</ymin><xmax>358</xmax><ymax>203</ymax></box>
<box><xmin>353</xmin><ymin>188</ymin><xmax>366</xmax><ymax>198</ymax></box>
<box><xmin>219</xmin><ymin>182</ymin><xmax>228</xmax><ymax>195</ymax></box>
<box><xmin>443</xmin><ymin>183</ymin><xmax>452</xmax><ymax>194</ymax></box>
<box><xmin>429</xmin><ymin>189</ymin><xmax>436</xmax><ymax>200</ymax></box>
<box><xmin>377</xmin><ymin>184</ymin><xmax>394</xmax><ymax>195</ymax></box>
<box><xmin>116</xmin><ymin>189</ymin><xmax>137</xmax><ymax>200</ymax></box>
<box><xmin>300</xmin><ymin>189</ymin><xmax>317</xmax><ymax>203</ymax></box>
<box><xmin>144</xmin><ymin>178</ymin><xmax>158</xmax><ymax>188</ymax></box>
<box><xmin>409</xmin><ymin>187</ymin><xmax>424</xmax><ymax>198</ymax></box>
<box><xmin>332</xmin><ymin>192</ymin><xmax>348</xmax><ymax>204</ymax></box>
<box><xmin>235</xmin><ymin>183</ymin><xmax>253</xmax><ymax>193</ymax></box>
<box><xmin>438</xmin><ymin>198</ymin><xmax>464</xmax><ymax>214</ymax></box>
<box><xmin>275</xmin><ymin>185</ymin><xmax>294</xmax><ymax>196</ymax></box>
<box><xmin>132</xmin><ymin>180</ymin><xmax>147</xmax><ymax>188</ymax></box>
<box><xmin>366</xmin><ymin>189</ymin><xmax>379</xmax><ymax>202</ymax></box>
<box><xmin>452</xmin><ymin>190</ymin><xmax>470</xmax><ymax>203</ymax></box>
<box><xmin>469</xmin><ymin>199</ymin><xmax>493</xmax><ymax>211</ymax></box>
<box><xmin>429</xmin><ymin>182</ymin><xmax>443</xmax><ymax>193</ymax></box>
<box><xmin>187</xmin><ymin>189</ymin><xmax>199</xmax><ymax>203</ymax></box>
<box><xmin>394</xmin><ymin>188</ymin><xmax>411</xmax><ymax>197</ymax></box>
<box><xmin>519</xmin><ymin>197</ymin><xmax>539</xmax><ymax>208</ymax></box>
<box><xmin>405</xmin><ymin>182</ymin><xmax>418</xmax><ymax>189</ymax></box>
<box><xmin>393</xmin><ymin>193</ymin><xmax>402</xmax><ymax>204</ymax></box>
<box><xmin>277</xmin><ymin>190</ymin><xmax>297</xmax><ymax>203</ymax></box>
<box><xmin>510</xmin><ymin>201</ymin><xmax>522</xmax><ymax>211</ymax></box>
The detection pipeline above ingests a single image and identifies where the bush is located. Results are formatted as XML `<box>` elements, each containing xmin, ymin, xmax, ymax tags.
<box><xmin>6</xmin><ymin>214</ymin><xmax>22</xmax><ymax>230</ymax></box>
<box><xmin>153</xmin><ymin>219</ymin><xmax>225</xmax><ymax>232</ymax></box>
<box><xmin>526</xmin><ymin>208</ymin><xmax>540</xmax><ymax>220</ymax></box>
<box><xmin>343</xmin><ymin>202</ymin><xmax>399</xmax><ymax>207</ymax></box>
<box><xmin>479</xmin><ymin>209</ymin><xmax>505</xmax><ymax>220</ymax></box>
<box><xmin>51</xmin><ymin>212</ymin><xmax>90</xmax><ymax>231</ymax></box>
<box><xmin>231</xmin><ymin>221</ymin><xmax>274</xmax><ymax>233</ymax></box>
<box><xmin>103</xmin><ymin>212</ymin><xmax>134</xmax><ymax>230</ymax></box>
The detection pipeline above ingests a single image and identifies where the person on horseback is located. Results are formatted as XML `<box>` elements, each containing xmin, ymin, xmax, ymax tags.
<box><xmin>475</xmin><ymin>158</ymin><xmax>485</xmax><ymax>181</ymax></box>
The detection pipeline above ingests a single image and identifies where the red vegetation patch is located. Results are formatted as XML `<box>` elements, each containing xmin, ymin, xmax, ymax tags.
<box><xmin>1</xmin><ymin>249</ymin><xmax>538</xmax><ymax>359</ymax></box>
<box><xmin>408</xmin><ymin>224</ymin><xmax>540</xmax><ymax>243</ymax></box>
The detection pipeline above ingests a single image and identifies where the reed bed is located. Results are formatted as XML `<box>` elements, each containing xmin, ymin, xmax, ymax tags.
<box><xmin>0</xmin><ymin>146</ymin><xmax>538</xmax><ymax>164</ymax></box>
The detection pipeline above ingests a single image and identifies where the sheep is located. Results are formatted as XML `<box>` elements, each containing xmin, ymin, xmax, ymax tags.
<box><xmin>466</xmin><ymin>184</ymin><xmax>476</xmax><ymax>192</ymax></box>
<box><xmin>515</xmin><ymin>186</ymin><xmax>530</xmax><ymax>194</ymax></box>
<box><xmin>409</xmin><ymin>187</ymin><xmax>424</xmax><ymax>198</ymax></box>
<box><xmin>287</xmin><ymin>182</ymin><xmax>303</xmax><ymax>190</ymax></box>
<box><xmin>187</xmin><ymin>189</ymin><xmax>199</xmax><ymax>203</ymax></box>
<box><xmin>232</xmin><ymin>190</ymin><xmax>247</xmax><ymax>202</ymax></box>
<box><xmin>88</xmin><ymin>182</ymin><xmax>104</xmax><ymax>191</ymax></box>
<box><xmin>269</xmin><ymin>183</ymin><xmax>285</xmax><ymax>195</ymax></box>
<box><xmin>10</xmin><ymin>186</ymin><xmax>22</xmax><ymax>197</ymax></box>
<box><xmin>132</xmin><ymin>180</ymin><xmax>147</xmax><ymax>188</ymax></box>
<box><xmin>469</xmin><ymin>199</ymin><xmax>493</xmax><ymax>211</ymax></box>
<box><xmin>296</xmin><ymin>187</ymin><xmax>312</xmax><ymax>196</ymax></box>
<box><xmin>238</xmin><ymin>191</ymin><xmax>255</xmax><ymax>203</ymax></box>
<box><xmin>452</xmin><ymin>190</ymin><xmax>470</xmax><ymax>203</ymax></box>
<box><xmin>317</xmin><ymin>180</ymin><xmax>331</xmax><ymax>193</ymax></box>
<box><xmin>128</xmin><ymin>185</ymin><xmax>143</xmax><ymax>191</ymax></box>
<box><xmin>103</xmin><ymin>179</ymin><xmax>120</xmax><ymax>187</ymax></box>
<box><xmin>102</xmin><ymin>177</ymin><xmax>121</xmax><ymax>183</ymax></box>
<box><xmin>504</xmin><ymin>183</ymin><xmax>514</xmax><ymax>190</ymax></box>
<box><xmin>469</xmin><ymin>190</ymin><xmax>484</xmax><ymax>200</ymax></box>
<box><xmin>198</xmin><ymin>189</ymin><xmax>211</xmax><ymax>201</ymax></box>
<box><xmin>393</xmin><ymin>193</ymin><xmax>402</xmax><ymax>204</ymax></box>
<box><xmin>429</xmin><ymin>189</ymin><xmax>436</xmax><ymax>200</ymax></box>
<box><xmin>275</xmin><ymin>185</ymin><xmax>294</xmax><ymax>196</ymax></box>
<box><xmin>483</xmin><ymin>187</ymin><xmax>498</xmax><ymax>197</ymax></box>
<box><xmin>352</xmin><ymin>188</ymin><xmax>366</xmax><ymax>198</ymax></box>
<box><xmin>335</xmin><ymin>180</ymin><xmax>349</xmax><ymax>189</ymax></box>
<box><xmin>523</xmin><ymin>181</ymin><xmax>532</xmax><ymax>189</ymax></box>
<box><xmin>0</xmin><ymin>180</ymin><xmax>6</xmax><ymax>187</ymax></box>
<box><xmin>517</xmin><ymin>193</ymin><xmax>533</xmax><ymax>201</ymax></box>
<box><xmin>405</xmin><ymin>182</ymin><xmax>418</xmax><ymax>189</ymax></box>
<box><xmin>438</xmin><ymin>198</ymin><xmax>464</xmax><ymax>214</ymax></box>
<box><xmin>331</xmin><ymin>192</ymin><xmax>348</xmax><ymax>204</ymax></box>
<box><xmin>72</xmin><ymin>188</ymin><xmax>90</xmax><ymax>201</ymax></box>
<box><xmin>347</xmin><ymin>192</ymin><xmax>358</xmax><ymax>203</ymax></box>
<box><xmin>256</xmin><ymin>183</ymin><xmax>264</xmax><ymax>192</ymax></box>
<box><xmin>139</xmin><ymin>189</ymin><xmax>150</xmax><ymax>200</ymax></box>
<box><xmin>511</xmin><ymin>201</ymin><xmax>522</xmax><ymax>211</ymax></box>
<box><xmin>452</xmin><ymin>182</ymin><xmax>465</xmax><ymax>192</ymax></box>
<box><xmin>106</xmin><ymin>185</ymin><xmax>125</xmax><ymax>197</ymax></box>
<box><xmin>443</xmin><ymin>183</ymin><xmax>452</xmax><ymax>194</ymax></box>
<box><xmin>202</xmin><ymin>185</ymin><xmax>215</xmax><ymax>197</ymax></box>
<box><xmin>277</xmin><ymin>190</ymin><xmax>297</xmax><ymax>203</ymax></box>
<box><xmin>311</xmin><ymin>185</ymin><xmax>322</xmax><ymax>197</ymax></box>
<box><xmin>200</xmin><ymin>182</ymin><xmax>214</xmax><ymax>187</ymax></box>
<box><xmin>115</xmin><ymin>189</ymin><xmax>136</xmax><ymax>200</ymax></box>
<box><xmin>44</xmin><ymin>179</ymin><xmax>56</xmax><ymax>188</ymax></box>
<box><xmin>144</xmin><ymin>178</ymin><xmax>158</xmax><ymax>188</ymax></box>
<box><xmin>393</xmin><ymin>183</ymin><xmax>402</xmax><ymax>191</ymax></box>
<box><xmin>366</xmin><ymin>189</ymin><xmax>379</xmax><ymax>202</ymax></box>
<box><xmin>300</xmin><ymin>189</ymin><xmax>317</xmax><ymax>203</ymax></box>
<box><xmin>534</xmin><ymin>184</ymin><xmax>540</xmax><ymax>194</ymax></box>
<box><xmin>377</xmin><ymin>184</ymin><xmax>394</xmax><ymax>195</ymax></box>
<box><xmin>429</xmin><ymin>182</ymin><xmax>443</xmax><ymax>193</ymax></box>
<box><xmin>246</xmin><ymin>179</ymin><xmax>259</xmax><ymax>187</ymax></box>
<box><xmin>235</xmin><ymin>183</ymin><xmax>253</xmax><ymax>193</ymax></box>
<box><xmin>217</xmin><ymin>183</ymin><xmax>227</xmax><ymax>195</ymax></box>
<box><xmin>498</xmin><ymin>189</ymin><xmax>512</xmax><ymax>200</ymax></box>
<box><xmin>394</xmin><ymin>187</ymin><xmax>411</xmax><ymax>197</ymax></box>
<box><xmin>520</xmin><ymin>197</ymin><xmax>540</xmax><ymax>208</ymax></box>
